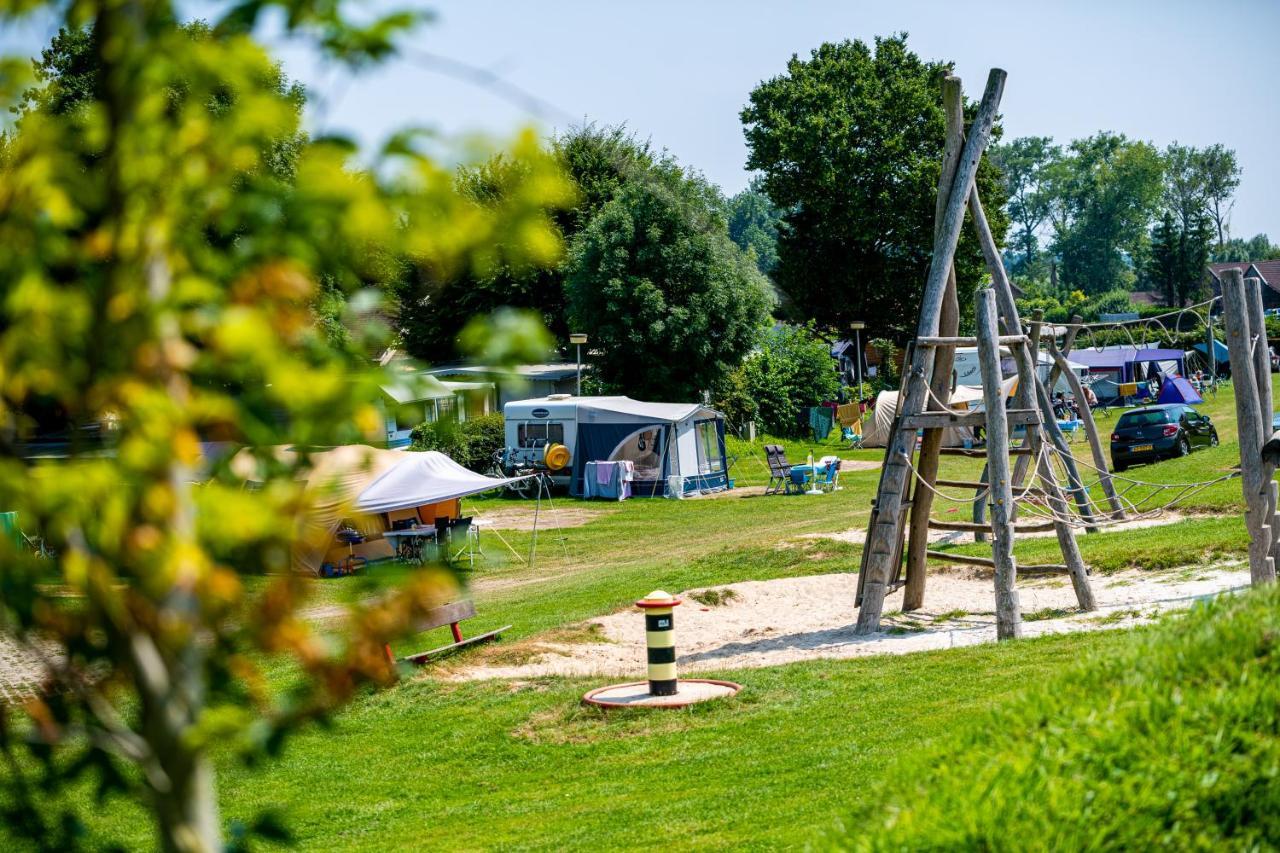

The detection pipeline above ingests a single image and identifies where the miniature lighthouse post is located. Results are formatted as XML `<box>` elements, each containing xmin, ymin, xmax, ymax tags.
<box><xmin>636</xmin><ymin>590</ymin><xmax>681</xmax><ymax>696</ymax></box>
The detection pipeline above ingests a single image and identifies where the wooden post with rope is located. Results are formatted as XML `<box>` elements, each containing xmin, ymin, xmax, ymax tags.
<box><xmin>1220</xmin><ymin>268</ymin><xmax>1277</xmax><ymax>584</ymax></box>
<box><xmin>903</xmin><ymin>73</ymin><xmax>964</xmax><ymax>613</ymax></box>
<box><xmin>975</xmin><ymin>287</ymin><xmax>1021</xmax><ymax>638</ymax></box>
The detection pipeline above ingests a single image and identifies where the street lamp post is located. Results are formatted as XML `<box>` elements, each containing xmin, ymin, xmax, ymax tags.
<box><xmin>570</xmin><ymin>333</ymin><xmax>588</xmax><ymax>396</ymax></box>
<box><xmin>849</xmin><ymin>322</ymin><xmax>866</xmax><ymax>399</ymax></box>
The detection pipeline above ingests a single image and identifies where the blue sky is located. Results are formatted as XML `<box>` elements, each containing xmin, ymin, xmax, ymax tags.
<box><xmin>5</xmin><ymin>0</ymin><xmax>1278</xmax><ymax>240</ymax></box>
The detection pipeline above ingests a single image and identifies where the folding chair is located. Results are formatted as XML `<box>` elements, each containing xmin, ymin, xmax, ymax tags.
<box><xmin>764</xmin><ymin>444</ymin><xmax>799</xmax><ymax>495</ymax></box>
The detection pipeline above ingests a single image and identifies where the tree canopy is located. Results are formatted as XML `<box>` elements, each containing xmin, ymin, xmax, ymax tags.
<box><xmin>565</xmin><ymin>172</ymin><xmax>772</xmax><ymax>401</ymax></box>
<box><xmin>726</xmin><ymin>177</ymin><xmax>784</xmax><ymax>276</ymax></box>
<box><xmin>741</xmin><ymin>34</ymin><xmax>1007</xmax><ymax>342</ymax></box>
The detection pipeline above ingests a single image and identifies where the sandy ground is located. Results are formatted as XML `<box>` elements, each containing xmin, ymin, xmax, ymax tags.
<box><xmin>452</xmin><ymin>561</ymin><xmax>1250</xmax><ymax>681</ymax></box>
<box><xmin>806</xmin><ymin>511</ymin><xmax>1189</xmax><ymax>547</ymax></box>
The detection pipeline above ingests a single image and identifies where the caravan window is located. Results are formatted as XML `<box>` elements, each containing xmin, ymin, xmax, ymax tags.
<box><xmin>517</xmin><ymin>421</ymin><xmax>564</xmax><ymax>448</ymax></box>
<box><xmin>694</xmin><ymin>420</ymin><xmax>723</xmax><ymax>474</ymax></box>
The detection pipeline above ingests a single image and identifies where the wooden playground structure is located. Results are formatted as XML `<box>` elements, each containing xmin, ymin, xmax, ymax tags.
<box><xmin>854</xmin><ymin>68</ymin><xmax>1278</xmax><ymax>639</ymax></box>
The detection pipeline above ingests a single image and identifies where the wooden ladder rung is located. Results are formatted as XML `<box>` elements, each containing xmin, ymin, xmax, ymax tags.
<box><xmin>924</xmin><ymin>550</ymin><xmax>1075</xmax><ymax>574</ymax></box>
<box><xmin>901</xmin><ymin>409</ymin><xmax>1041</xmax><ymax>430</ymax></box>
<box><xmin>916</xmin><ymin>335</ymin><xmax>1029</xmax><ymax>347</ymax></box>
<box><xmin>938</xmin><ymin>446</ymin><xmax>1035</xmax><ymax>457</ymax></box>
<box><xmin>934</xmin><ymin>478</ymin><xmax>1049</xmax><ymax>496</ymax></box>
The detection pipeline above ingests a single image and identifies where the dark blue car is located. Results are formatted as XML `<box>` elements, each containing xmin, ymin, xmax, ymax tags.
<box><xmin>1110</xmin><ymin>404</ymin><xmax>1218</xmax><ymax>473</ymax></box>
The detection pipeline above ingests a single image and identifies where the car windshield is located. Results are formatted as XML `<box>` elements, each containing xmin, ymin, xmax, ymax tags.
<box><xmin>1117</xmin><ymin>410</ymin><xmax>1171</xmax><ymax>428</ymax></box>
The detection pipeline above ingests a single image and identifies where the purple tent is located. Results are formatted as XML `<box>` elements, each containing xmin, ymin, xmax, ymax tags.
<box><xmin>1157</xmin><ymin>376</ymin><xmax>1204</xmax><ymax>405</ymax></box>
<box><xmin>1069</xmin><ymin>346</ymin><xmax>1185</xmax><ymax>383</ymax></box>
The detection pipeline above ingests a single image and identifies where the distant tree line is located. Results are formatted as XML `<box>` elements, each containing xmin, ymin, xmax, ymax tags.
<box><xmin>989</xmin><ymin>134</ymin><xmax>1252</xmax><ymax>313</ymax></box>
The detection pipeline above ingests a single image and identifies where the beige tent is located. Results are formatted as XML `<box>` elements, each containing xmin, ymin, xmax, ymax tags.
<box><xmin>232</xmin><ymin>445</ymin><xmax>513</xmax><ymax>575</ymax></box>
<box><xmin>861</xmin><ymin>377</ymin><xmax>1018</xmax><ymax>448</ymax></box>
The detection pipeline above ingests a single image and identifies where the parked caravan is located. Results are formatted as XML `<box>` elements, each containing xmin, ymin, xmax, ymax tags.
<box><xmin>502</xmin><ymin>395</ymin><xmax>728</xmax><ymax>497</ymax></box>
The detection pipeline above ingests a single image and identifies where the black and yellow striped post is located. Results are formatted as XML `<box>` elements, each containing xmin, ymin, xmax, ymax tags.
<box><xmin>636</xmin><ymin>590</ymin><xmax>682</xmax><ymax>696</ymax></box>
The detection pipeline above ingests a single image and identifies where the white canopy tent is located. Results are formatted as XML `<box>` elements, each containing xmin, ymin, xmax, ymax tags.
<box><xmin>230</xmin><ymin>445</ymin><xmax>530</xmax><ymax>575</ymax></box>
<box><xmin>355</xmin><ymin>451</ymin><xmax>529</xmax><ymax>514</ymax></box>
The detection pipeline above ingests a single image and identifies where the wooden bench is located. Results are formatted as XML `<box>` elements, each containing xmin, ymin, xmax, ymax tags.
<box><xmin>384</xmin><ymin>599</ymin><xmax>510</xmax><ymax>666</ymax></box>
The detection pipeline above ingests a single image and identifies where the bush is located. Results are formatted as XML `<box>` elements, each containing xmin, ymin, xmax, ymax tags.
<box><xmin>731</xmin><ymin>324</ymin><xmax>841</xmax><ymax>438</ymax></box>
<box><xmin>409</xmin><ymin>412</ymin><xmax>505</xmax><ymax>472</ymax></box>
<box><xmin>834</xmin><ymin>584</ymin><xmax>1280</xmax><ymax>850</ymax></box>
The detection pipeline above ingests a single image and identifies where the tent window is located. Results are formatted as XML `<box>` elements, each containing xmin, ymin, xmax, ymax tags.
<box><xmin>609</xmin><ymin>427</ymin><xmax>665</xmax><ymax>482</ymax></box>
<box><xmin>517</xmin><ymin>421</ymin><xmax>564</xmax><ymax>448</ymax></box>
<box><xmin>694</xmin><ymin>420</ymin><xmax>722</xmax><ymax>474</ymax></box>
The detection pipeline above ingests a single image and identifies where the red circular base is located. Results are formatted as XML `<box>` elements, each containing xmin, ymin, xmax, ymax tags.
<box><xmin>582</xmin><ymin>679</ymin><xmax>741</xmax><ymax>709</ymax></box>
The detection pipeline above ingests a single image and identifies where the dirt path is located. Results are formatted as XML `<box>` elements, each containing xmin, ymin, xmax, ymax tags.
<box><xmin>450</xmin><ymin>561</ymin><xmax>1250</xmax><ymax>681</ymax></box>
<box><xmin>470</xmin><ymin>504</ymin><xmax>610</xmax><ymax>531</ymax></box>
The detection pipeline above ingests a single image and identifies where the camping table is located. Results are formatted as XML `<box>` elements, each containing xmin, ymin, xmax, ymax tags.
<box><xmin>383</xmin><ymin>527</ymin><xmax>438</xmax><ymax>565</ymax></box>
<box><xmin>789</xmin><ymin>463</ymin><xmax>828</xmax><ymax>493</ymax></box>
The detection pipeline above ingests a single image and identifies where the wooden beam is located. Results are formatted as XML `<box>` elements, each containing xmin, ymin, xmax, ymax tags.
<box><xmin>924</xmin><ymin>549</ymin><xmax>1068</xmax><ymax>574</ymax></box>
<box><xmin>856</xmin><ymin>68</ymin><xmax>1006</xmax><ymax>635</ymax></box>
<box><xmin>904</xmin><ymin>73</ymin><xmax>968</xmax><ymax>614</ymax></box>
<box><xmin>1221</xmin><ymin>268</ymin><xmax>1276</xmax><ymax>584</ymax></box>
<box><xmin>1244</xmin><ymin>276</ymin><xmax>1280</xmax><ymax>570</ymax></box>
<box><xmin>916</xmin><ymin>335</ymin><xmax>1028</xmax><ymax>347</ymax></box>
<box><xmin>901</xmin><ymin>409</ymin><xmax>1041</xmax><ymax>430</ymax></box>
<box><xmin>976</xmin><ymin>288</ymin><xmax>1021</xmax><ymax>639</ymax></box>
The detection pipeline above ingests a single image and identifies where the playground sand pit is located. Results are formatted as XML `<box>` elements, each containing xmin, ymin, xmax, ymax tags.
<box><xmin>451</xmin><ymin>561</ymin><xmax>1250</xmax><ymax>682</ymax></box>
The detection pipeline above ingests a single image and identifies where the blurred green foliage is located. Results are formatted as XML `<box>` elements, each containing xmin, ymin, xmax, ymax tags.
<box><xmin>0</xmin><ymin>1</ymin><xmax>569</xmax><ymax>848</ymax></box>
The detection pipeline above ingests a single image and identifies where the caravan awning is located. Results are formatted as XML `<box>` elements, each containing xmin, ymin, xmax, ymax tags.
<box><xmin>354</xmin><ymin>451</ymin><xmax>528</xmax><ymax>514</ymax></box>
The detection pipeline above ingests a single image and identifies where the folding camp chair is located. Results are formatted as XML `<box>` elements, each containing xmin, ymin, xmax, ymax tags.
<box><xmin>764</xmin><ymin>444</ymin><xmax>798</xmax><ymax>495</ymax></box>
<box><xmin>818</xmin><ymin>456</ymin><xmax>843</xmax><ymax>492</ymax></box>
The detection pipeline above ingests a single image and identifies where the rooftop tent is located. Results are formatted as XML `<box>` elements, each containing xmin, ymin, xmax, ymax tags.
<box><xmin>1157</xmin><ymin>375</ymin><xmax>1204</xmax><ymax>405</ymax></box>
<box><xmin>264</xmin><ymin>445</ymin><xmax>526</xmax><ymax>575</ymax></box>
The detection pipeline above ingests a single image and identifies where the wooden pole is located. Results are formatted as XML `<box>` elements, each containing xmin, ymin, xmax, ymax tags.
<box><xmin>1244</xmin><ymin>276</ymin><xmax>1280</xmax><ymax>573</ymax></box>
<box><xmin>1046</xmin><ymin>335</ymin><xmax>1124</xmax><ymax>517</ymax></box>
<box><xmin>904</xmin><ymin>74</ymin><xmax>965</xmax><ymax>613</ymax></box>
<box><xmin>976</xmin><ymin>288</ymin><xmax>1021</xmax><ymax>639</ymax></box>
<box><xmin>856</xmin><ymin>68</ymin><xmax>1006</xmax><ymax>635</ymax></box>
<box><xmin>1220</xmin><ymin>268</ymin><xmax>1276</xmax><ymax>584</ymax></box>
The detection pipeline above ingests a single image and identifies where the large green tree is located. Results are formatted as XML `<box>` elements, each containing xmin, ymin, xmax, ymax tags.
<box><xmin>1046</xmin><ymin>132</ymin><xmax>1164</xmax><ymax>294</ymax></box>
<box><xmin>1200</xmin><ymin>143</ymin><xmax>1241</xmax><ymax>250</ymax></box>
<box><xmin>741</xmin><ymin>34</ymin><xmax>1007</xmax><ymax>342</ymax></box>
<box><xmin>736</xmin><ymin>324</ymin><xmax>840</xmax><ymax>437</ymax></box>
<box><xmin>565</xmin><ymin>173</ymin><xmax>772</xmax><ymax>400</ymax></box>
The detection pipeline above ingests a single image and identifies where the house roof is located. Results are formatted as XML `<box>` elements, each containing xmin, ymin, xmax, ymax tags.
<box><xmin>1208</xmin><ymin>259</ymin><xmax>1280</xmax><ymax>293</ymax></box>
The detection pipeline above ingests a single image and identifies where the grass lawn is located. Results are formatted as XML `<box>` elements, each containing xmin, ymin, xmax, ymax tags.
<box><xmin>10</xmin><ymin>376</ymin><xmax>1279</xmax><ymax>850</ymax></box>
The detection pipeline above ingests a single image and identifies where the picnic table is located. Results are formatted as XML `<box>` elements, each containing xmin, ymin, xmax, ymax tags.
<box><xmin>383</xmin><ymin>526</ymin><xmax>438</xmax><ymax>564</ymax></box>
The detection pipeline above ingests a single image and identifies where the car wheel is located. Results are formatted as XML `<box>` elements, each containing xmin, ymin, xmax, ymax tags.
<box><xmin>1114</xmin><ymin>463</ymin><xmax>1126</xmax><ymax>473</ymax></box>
<box><xmin>1176</xmin><ymin>437</ymin><xmax>1190</xmax><ymax>457</ymax></box>
<box><xmin>1210</xmin><ymin>430</ymin><xmax>1219</xmax><ymax>447</ymax></box>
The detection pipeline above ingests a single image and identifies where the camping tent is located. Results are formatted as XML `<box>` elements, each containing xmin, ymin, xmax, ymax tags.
<box><xmin>234</xmin><ymin>445</ymin><xmax>528</xmax><ymax>575</ymax></box>
<box><xmin>1157</xmin><ymin>375</ymin><xmax>1204</xmax><ymax>405</ymax></box>
<box><xmin>861</xmin><ymin>377</ymin><xmax>1023</xmax><ymax>448</ymax></box>
<box><xmin>504</xmin><ymin>396</ymin><xmax>728</xmax><ymax>497</ymax></box>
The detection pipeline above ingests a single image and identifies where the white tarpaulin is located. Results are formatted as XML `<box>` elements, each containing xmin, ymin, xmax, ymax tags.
<box><xmin>355</xmin><ymin>450</ymin><xmax>529</xmax><ymax>514</ymax></box>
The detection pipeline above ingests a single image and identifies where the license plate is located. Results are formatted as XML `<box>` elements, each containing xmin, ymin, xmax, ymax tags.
<box><xmin>1132</xmin><ymin>444</ymin><xmax>1153</xmax><ymax>452</ymax></box>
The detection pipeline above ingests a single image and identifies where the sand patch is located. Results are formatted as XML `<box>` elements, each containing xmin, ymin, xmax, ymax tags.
<box><xmin>471</xmin><ymin>504</ymin><xmax>609</xmax><ymax>531</ymax></box>
<box><xmin>450</xmin><ymin>561</ymin><xmax>1250</xmax><ymax>681</ymax></box>
<box><xmin>805</xmin><ymin>510</ymin><xmax>1192</xmax><ymax>547</ymax></box>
